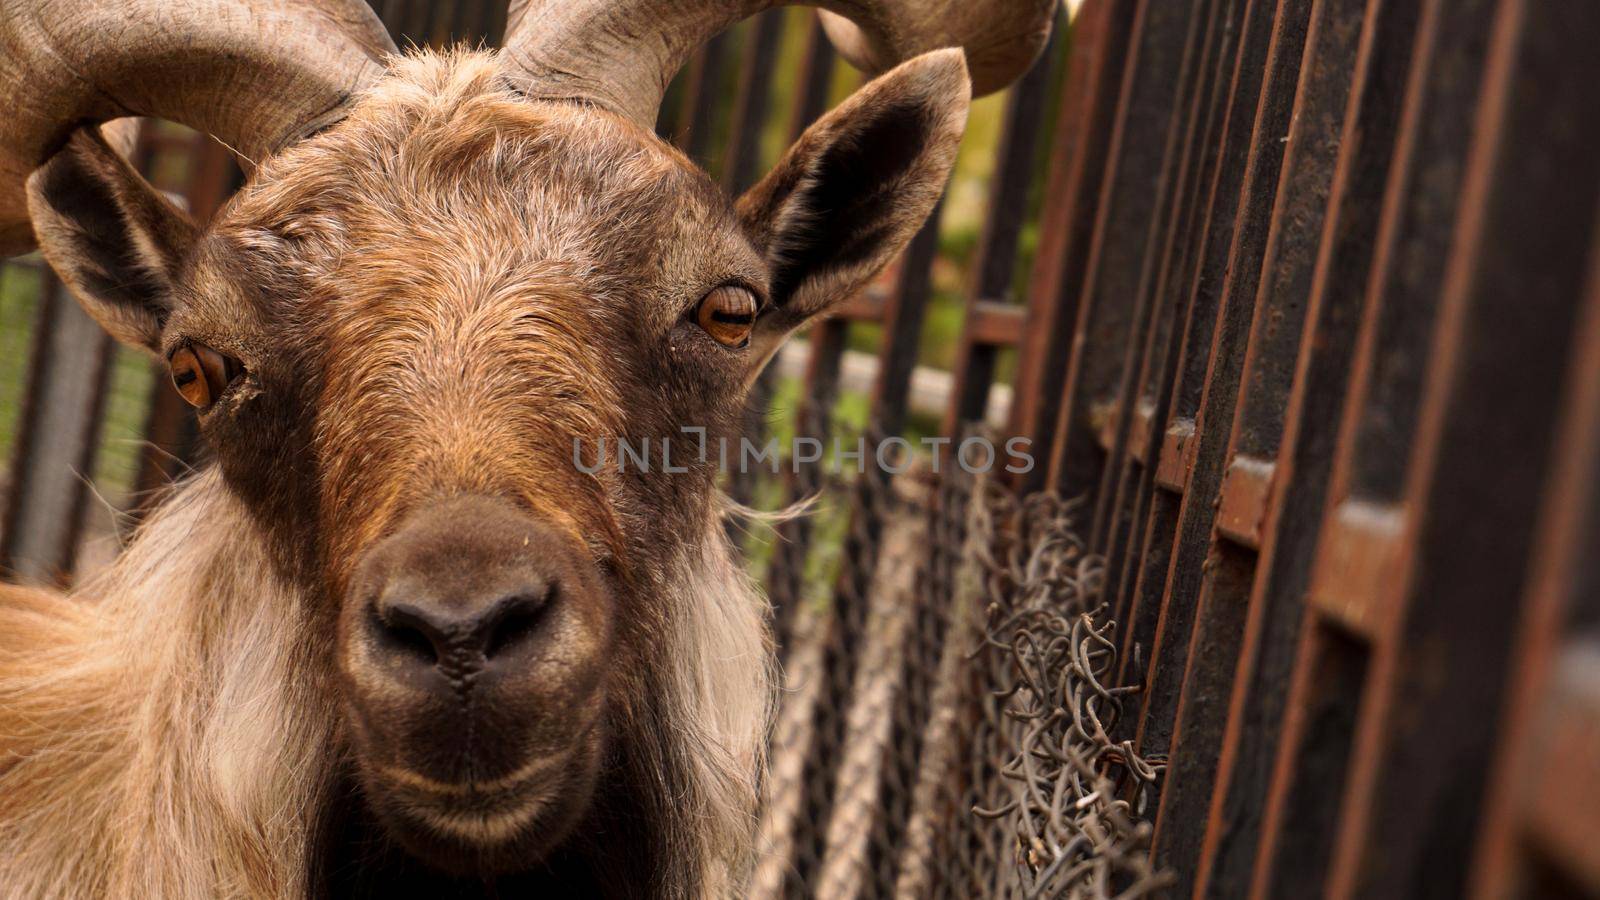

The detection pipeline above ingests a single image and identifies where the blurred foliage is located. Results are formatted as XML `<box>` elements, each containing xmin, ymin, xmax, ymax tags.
<box><xmin>0</xmin><ymin>264</ymin><xmax>42</xmax><ymax>467</ymax></box>
<box><xmin>93</xmin><ymin>347</ymin><xmax>157</xmax><ymax>502</ymax></box>
<box><xmin>0</xmin><ymin>261</ymin><xmax>156</xmax><ymax>507</ymax></box>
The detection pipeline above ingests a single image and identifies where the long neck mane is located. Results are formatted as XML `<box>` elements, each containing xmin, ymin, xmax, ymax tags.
<box><xmin>0</xmin><ymin>470</ymin><xmax>772</xmax><ymax>897</ymax></box>
<box><xmin>0</xmin><ymin>470</ymin><xmax>334</xmax><ymax>898</ymax></box>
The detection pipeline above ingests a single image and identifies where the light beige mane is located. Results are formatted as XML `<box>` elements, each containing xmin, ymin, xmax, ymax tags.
<box><xmin>0</xmin><ymin>471</ymin><xmax>332</xmax><ymax>898</ymax></box>
<box><xmin>668</xmin><ymin>517</ymin><xmax>775</xmax><ymax>891</ymax></box>
<box><xmin>0</xmin><ymin>469</ymin><xmax>772</xmax><ymax>897</ymax></box>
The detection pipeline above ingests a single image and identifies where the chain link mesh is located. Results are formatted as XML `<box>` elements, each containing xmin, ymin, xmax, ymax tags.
<box><xmin>754</xmin><ymin>431</ymin><xmax>1174</xmax><ymax>898</ymax></box>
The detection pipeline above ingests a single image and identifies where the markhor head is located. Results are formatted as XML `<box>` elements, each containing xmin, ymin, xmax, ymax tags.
<box><xmin>0</xmin><ymin>0</ymin><xmax>1056</xmax><ymax>891</ymax></box>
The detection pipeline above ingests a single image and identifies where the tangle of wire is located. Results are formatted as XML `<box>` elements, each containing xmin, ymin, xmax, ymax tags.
<box><xmin>967</xmin><ymin>484</ymin><xmax>1175</xmax><ymax>898</ymax></box>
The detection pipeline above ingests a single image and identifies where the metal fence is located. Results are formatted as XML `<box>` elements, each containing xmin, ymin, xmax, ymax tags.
<box><xmin>1</xmin><ymin>1</ymin><xmax>1597</xmax><ymax>897</ymax></box>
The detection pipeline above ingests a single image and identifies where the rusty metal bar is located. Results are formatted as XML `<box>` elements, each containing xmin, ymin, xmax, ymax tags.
<box><xmin>0</xmin><ymin>269</ymin><xmax>114</xmax><ymax>584</ymax></box>
<box><xmin>1126</xmin><ymin>0</ymin><xmax>1367</xmax><ymax>780</ymax></box>
<box><xmin>962</xmin><ymin>302</ymin><xmax>1024</xmax><ymax>349</ymax></box>
<box><xmin>720</xmin><ymin>12</ymin><xmax>784</xmax><ymax>196</ymax></box>
<box><xmin>940</xmin><ymin>12</ymin><xmax>1062</xmax><ymax>436</ymax></box>
<box><xmin>1008</xmin><ymin>0</ymin><xmax>1137</xmax><ymax>494</ymax></box>
<box><xmin>865</xmin><ymin>220</ymin><xmax>943</xmax><ymax>439</ymax></box>
<box><xmin>1088</xmin><ymin>0</ymin><xmax>1222</xmax><ymax>547</ymax></box>
<box><xmin>869</xmin><ymin>21</ymin><xmax>1066</xmax><ymax>892</ymax></box>
<box><xmin>1096</xmin><ymin>0</ymin><xmax>1251</xmax><ymax>639</ymax></box>
<box><xmin>1085</xmin><ymin>0</ymin><xmax>1230</xmax><ymax>557</ymax></box>
<box><xmin>761</xmin><ymin>15</ymin><xmax>840</xmax><ymax>647</ymax></box>
<box><xmin>1508</xmin><ymin>645</ymin><xmax>1600</xmax><ymax>896</ymax></box>
<box><xmin>1469</xmin><ymin>199</ymin><xmax>1600</xmax><ymax>898</ymax></box>
<box><xmin>0</xmin><ymin>1</ymin><xmax>1592</xmax><ymax>894</ymax></box>
<box><xmin>761</xmin><ymin>18</ymin><xmax>943</xmax><ymax>894</ymax></box>
<box><xmin>1152</xmin><ymin>0</ymin><xmax>1424</xmax><ymax>889</ymax></box>
<box><xmin>1044</xmin><ymin>0</ymin><xmax>1209</xmax><ymax>499</ymax></box>
<box><xmin>1107</xmin><ymin>0</ymin><xmax>1317</xmax><ymax>735</ymax></box>
<box><xmin>720</xmin><ymin>11</ymin><xmax>788</xmax><ymax>520</ymax></box>
<box><xmin>673</xmin><ymin>29</ymin><xmax>736</xmax><ymax>168</ymax></box>
<box><xmin>1317</xmin><ymin>1</ymin><xmax>1600</xmax><ymax>894</ymax></box>
<box><xmin>1219</xmin><ymin>0</ymin><xmax>1499</xmax><ymax>891</ymax></box>
<box><xmin>1132</xmin><ymin>3</ymin><xmax>1380</xmax><ymax>883</ymax></box>
<box><xmin>1256</xmin><ymin>12</ymin><xmax>1504</xmax><ymax>879</ymax></box>
<box><xmin>782</xmin><ymin>209</ymin><xmax>943</xmax><ymax>896</ymax></box>
<box><xmin>1109</xmin><ymin>0</ymin><xmax>1304</xmax><ymax>650</ymax></box>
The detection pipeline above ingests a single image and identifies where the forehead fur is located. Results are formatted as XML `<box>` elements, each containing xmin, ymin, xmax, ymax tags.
<box><xmin>185</xmin><ymin>50</ymin><xmax>767</xmax><ymax>580</ymax></box>
<box><xmin>216</xmin><ymin>48</ymin><xmax>760</xmax><ymax>329</ymax></box>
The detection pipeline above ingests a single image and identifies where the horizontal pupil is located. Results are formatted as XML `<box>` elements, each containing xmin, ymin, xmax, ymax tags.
<box><xmin>710</xmin><ymin>310</ymin><xmax>754</xmax><ymax>324</ymax></box>
<box><xmin>173</xmin><ymin>369</ymin><xmax>197</xmax><ymax>387</ymax></box>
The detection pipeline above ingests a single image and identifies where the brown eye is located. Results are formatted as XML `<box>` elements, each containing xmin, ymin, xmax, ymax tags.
<box><xmin>695</xmin><ymin>285</ymin><xmax>760</xmax><ymax>348</ymax></box>
<box><xmin>168</xmin><ymin>343</ymin><xmax>241</xmax><ymax>409</ymax></box>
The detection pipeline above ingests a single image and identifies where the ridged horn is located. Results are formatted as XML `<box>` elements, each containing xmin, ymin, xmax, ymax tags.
<box><xmin>501</xmin><ymin>0</ymin><xmax>1058</xmax><ymax>127</ymax></box>
<box><xmin>0</xmin><ymin>0</ymin><xmax>397</xmax><ymax>255</ymax></box>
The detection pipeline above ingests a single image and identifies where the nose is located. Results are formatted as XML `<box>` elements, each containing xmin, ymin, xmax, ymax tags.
<box><xmin>341</xmin><ymin>494</ymin><xmax>611</xmax><ymax>783</ymax></box>
<box><xmin>349</xmin><ymin>495</ymin><xmax>594</xmax><ymax>684</ymax></box>
<box><xmin>373</xmin><ymin>582</ymin><xmax>552</xmax><ymax>671</ymax></box>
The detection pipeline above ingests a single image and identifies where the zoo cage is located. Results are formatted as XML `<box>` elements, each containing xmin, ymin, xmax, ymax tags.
<box><xmin>0</xmin><ymin>0</ymin><xmax>1597</xmax><ymax>897</ymax></box>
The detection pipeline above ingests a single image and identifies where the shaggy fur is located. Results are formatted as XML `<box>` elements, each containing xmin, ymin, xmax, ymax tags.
<box><xmin>0</xmin><ymin>479</ymin><xmax>768</xmax><ymax>897</ymax></box>
<box><xmin>3</xmin><ymin>46</ymin><xmax>967</xmax><ymax>897</ymax></box>
<box><xmin>0</xmin><ymin>472</ymin><xmax>331</xmax><ymax>898</ymax></box>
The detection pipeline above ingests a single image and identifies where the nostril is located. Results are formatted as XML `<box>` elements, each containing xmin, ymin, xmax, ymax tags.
<box><xmin>367</xmin><ymin>585</ymin><xmax>554</xmax><ymax>671</ymax></box>
<box><xmin>482</xmin><ymin>587</ymin><xmax>554</xmax><ymax>661</ymax></box>
<box><xmin>370</xmin><ymin>603</ymin><xmax>447</xmax><ymax>666</ymax></box>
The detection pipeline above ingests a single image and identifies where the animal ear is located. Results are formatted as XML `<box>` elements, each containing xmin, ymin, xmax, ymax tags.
<box><xmin>25</xmin><ymin>125</ymin><xmax>198</xmax><ymax>354</ymax></box>
<box><xmin>736</xmin><ymin>48</ymin><xmax>970</xmax><ymax>341</ymax></box>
